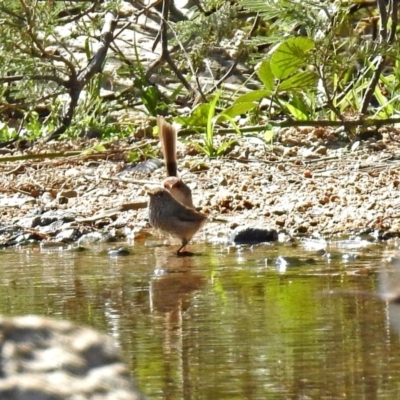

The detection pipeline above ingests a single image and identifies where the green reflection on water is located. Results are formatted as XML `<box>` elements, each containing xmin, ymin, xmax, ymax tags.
<box><xmin>0</xmin><ymin>243</ymin><xmax>399</xmax><ymax>399</ymax></box>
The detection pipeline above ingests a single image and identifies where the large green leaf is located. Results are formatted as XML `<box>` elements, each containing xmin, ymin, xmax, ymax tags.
<box><xmin>277</xmin><ymin>71</ymin><xmax>318</xmax><ymax>91</ymax></box>
<box><xmin>283</xmin><ymin>102</ymin><xmax>308</xmax><ymax>120</ymax></box>
<box><xmin>220</xmin><ymin>102</ymin><xmax>257</xmax><ymax>119</ymax></box>
<box><xmin>176</xmin><ymin>103</ymin><xmax>210</xmax><ymax>127</ymax></box>
<box><xmin>234</xmin><ymin>90</ymin><xmax>271</xmax><ymax>104</ymax></box>
<box><xmin>271</xmin><ymin>37</ymin><xmax>315</xmax><ymax>80</ymax></box>
<box><xmin>257</xmin><ymin>60</ymin><xmax>274</xmax><ymax>90</ymax></box>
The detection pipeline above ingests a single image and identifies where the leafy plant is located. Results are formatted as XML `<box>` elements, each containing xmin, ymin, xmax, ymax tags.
<box><xmin>177</xmin><ymin>91</ymin><xmax>250</xmax><ymax>157</ymax></box>
<box><xmin>231</xmin><ymin>37</ymin><xmax>318</xmax><ymax>121</ymax></box>
<box><xmin>127</xmin><ymin>143</ymin><xmax>158</xmax><ymax>163</ymax></box>
<box><xmin>0</xmin><ymin>122</ymin><xmax>17</xmax><ymax>142</ymax></box>
<box><xmin>240</xmin><ymin>0</ymin><xmax>400</xmax><ymax>125</ymax></box>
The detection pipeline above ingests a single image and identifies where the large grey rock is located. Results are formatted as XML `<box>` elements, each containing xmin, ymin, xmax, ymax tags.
<box><xmin>0</xmin><ymin>315</ymin><xmax>145</xmax><ymax>400</ymax></box>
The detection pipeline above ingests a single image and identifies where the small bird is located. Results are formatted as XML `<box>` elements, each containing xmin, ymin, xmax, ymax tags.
<box><xmin>148</xmin><ymin>187</ymin><xmax>207</xmax><ymax>254</ymax></box>
<box><xmin>157</xmin><ymin>116</ymin><xmax>194</xmax><ymax>208</ymax></box>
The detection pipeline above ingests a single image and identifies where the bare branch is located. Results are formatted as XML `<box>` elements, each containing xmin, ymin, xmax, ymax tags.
<box><xmin>41</xmin><ymin>11</ymin><xmax>117</xmax><ymax>143</ymax></box>
<box><xmin>360</xmin><ymin>0</ymin><xmax>395</xmax><ymax>114</ymax></box>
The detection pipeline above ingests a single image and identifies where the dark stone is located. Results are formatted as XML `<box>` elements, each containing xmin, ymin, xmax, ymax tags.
<box><xmin>120</xmin><ymin>159</ymin><xmax>164</xmax><ymax>175</ymax></box>
<box><xmin>38</xmin><ymin>216</ymin><xmax>59</xmax><ymax>226</ymax></box>
<box><xmin>381</xmin><ymin>230</ymin><xmax>400</xmax><ymax>240</ymax></box>
<box><xmin>16</xmin><ymin>216</ymin><xmax>42</xmax><ymax>229</ymax></box>
<box><xmin>230</xmin><ymin>226</ymin><xmax>278</xmax><ymax>244</ymax></box>
<box><xmin>57</xmin><ymin>196</ymin><xmax>69</xmax><ymax>205</ymax></box>
<box><xmin>80</xmin><ymin>127</ymin><xmax>103</xmax><ymax>139</ymax></box>
<box><xmin>54</xmin><ymin>228</ymin><xmax>81</xmax><ymax>243</ymax></box>
<box><xmin>44</xmin><ymin>211</ymin><xmax>76</xmax><ymax>224</ymax></box>
<box><xmin>108</xmin><ymin>247</ymin><xmax>131</xmax><ymax>257</ymax></box>
<box><xmin>14</xmin><ymin>233</ymin><xmax>43</xmax><ymax>245</ymax></box>
<box><xmin>275</xmin><ymin>256</ymin><xmax>316</xmax><ymax>272</ymax></box>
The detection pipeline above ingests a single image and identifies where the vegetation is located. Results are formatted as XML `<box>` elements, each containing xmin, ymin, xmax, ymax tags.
<box><xmin>0</xmin><ymin>0</ymin><xmax>399</xmax><ymax>154</ymax></box>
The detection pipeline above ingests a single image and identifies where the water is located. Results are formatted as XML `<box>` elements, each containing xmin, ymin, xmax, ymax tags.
<box><xmin>1</xmin><ymin>241</ymin><xmax>400</xmax><ymax>399</ymax></box>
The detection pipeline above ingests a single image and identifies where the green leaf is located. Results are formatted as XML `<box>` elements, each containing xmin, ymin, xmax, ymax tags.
<box><xmin>84</xmin><ymin>38</ymin><xmax>91</xmax><ymax>61</ymax></box>
<box><xmin>217</xmin><ymin>114</ymin><xmax>242</xmax><ymax>136</ymax></box>
<box><xmin>219</xmin><ymin>102</ymin><xmax>257</xmax><ymax>119</ymax></box>
<box><xmin>277</xmin><ymin>71</ymin><xmax>318</xmax><ymax>91</ymax></box>
<box><xmin>191</xmin><ymin>141</ymin><xmax>213</xmax><ymax>157</ymax></box>
<box><xmin>264</xmin><ymin>130</ymin><xmax>274</xmax><ymax>142</ymax></box>
<box><xmin>283</xmin><ymin>102</ymin><xmax>308</xmax><ymax>120</ymax></box>
<box><xmin>257</xmin><ymin>60</ymin><xmax>274</xmax><ymax>90</ymax></box>
<box><xmin>234</xmin><ymin>90</ymin><xmax>271</xmax><ymax>104</ymax></box>
<box><xmin>271</xmin><ymin>37</ymin><xmax>315</xmax><ymax>80</ymax></box>
<box><xmin>216</xmin><ymin>139</ymin><xmax>238</xmax><ymax>156</ymax></box>
<box><xmin>207</xmin><ymin>91</ymin><xmax>221</xmax><ymax>146</ymax></box>
<box><xmin>141</xmin><ymin>85</ymin><xmax>159</xmax><ymax>116</ymax></box>
<box><xmin>91</xmin><ymin>144</ymin><xmax>107</xmax><ymax>152</ymax></box>
<box><xmin>176</xmin><ymin>104</ymin><xmax>210</xmax><ymax>127</ymax></box>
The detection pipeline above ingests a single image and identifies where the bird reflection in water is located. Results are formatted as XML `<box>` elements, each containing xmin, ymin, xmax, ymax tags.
<box><xmin>149</xmin><ymin>248</ymin><xmax>206</xmax><ymax>396</ymax></box>
<box><xmin>149</xmin><ymin>247</ymin><xmax>205</xmax><ymax>317</ymax></box>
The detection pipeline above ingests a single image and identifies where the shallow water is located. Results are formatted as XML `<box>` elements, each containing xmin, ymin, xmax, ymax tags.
<box><xmin>1</xmin><ymin>240</ymin><xmax>400</xmax><ymax>399</ymax></box>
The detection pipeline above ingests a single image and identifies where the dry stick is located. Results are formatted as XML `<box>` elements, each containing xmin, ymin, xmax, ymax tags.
<box><xmin>0</xmin><ymin>140</ymin><xmax>157</xmax><ymax>163</ymax></box>
<box><xmin>0</xmin><ymin>84</ymin><xmax>64</xmax><ymax>125</ymax></box>
<box><xmin>388</xmin><ymin>0</ymin><xmax>398</xmax><ymax>43</ymax></box>
<box><xmin>0</xmin><ymin>74</ymin><xmax>67</xmax><ymax>86</ymax></box>
<box><xmin>158</xmin><ymin>3</ymin><xmax>220</xmax><ymax>98</ymax></box>
<box><xmin>56</xmin><ymin>0</ymin><xmax>99</xmax><ymax>23</ymax></box>
<box><xmin>204</xmin><ymin>15</ymin><xmax>263</xmax><ymax>95</ymax></box>
<box><xmin>204</xmin><ymin>52</ymin><xmax>244</xmax><ymax>96</ymax></box>
<box><xmin>166</xmin><ymin>21</ymin><xmax>204</xmax><ymax>98</ymax></box>
<box><xmin>40</xmin><ymin>11</ymin><xmax>117</xmax><ymax>143</ymax></box>
<box><xmin>0</xmin><ymin>152</ymin><xmax>82</xmax><ymax>163</ymax></box>
<box><xmin>360</xmin><ymin>56</ymin><xmax>387</xmax><ymax>116</ymax></box>
<box><xmin>360</xmin><ymin>0</ymin><xmax>395</xmax><ymax>114</ymax></box>
<box><xmin>145</xmin><ymin>0</ymin><xmax>204</xmax><ymax>100</ymax></box>
<box><xmin>135</xmin><ymin>0</ymin><xmax>163</xmax><ymax>18</ymax></box>
<box><xmin>98</xmin><ymin>176</ymin><xmax>160</xmax><ymax>185</ymax></box>
<box><xmin>318</xmin><ymin>64</ymin><xmax>343</xmax><ymax>120</ymax></box>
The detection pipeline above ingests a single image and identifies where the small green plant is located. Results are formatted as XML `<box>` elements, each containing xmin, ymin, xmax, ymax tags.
<box><xmin>177</xmin><ymin>90</ymin><xmax>252</xmax><ymax>157</ymax></box>
<box><xmin>0</xmin><ymin>122</ymin><xmax>17</xmax><ymax>142</ymax></box>
<box><xmin>132</xmin><ymin>36</ymin><xmax>168</xmax><ymax>117</ymax></box>
<box><xmin>127</xmin><ymin>143</ymin><xmax>158</xmax><ymax>163</ymax></box>
<box><xmin>19</xmin><ymin>111</ymin><xmax>57</xmax><ymax>142</ymax></box>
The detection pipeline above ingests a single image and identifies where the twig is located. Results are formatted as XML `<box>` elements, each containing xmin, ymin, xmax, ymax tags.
<box><xmin>204</xmin><ymin>52</ymin><xmax>243</xmax><ymax>95</ymax></box>
<box><xmin>360</xmin><ymin>0</ymin><xmax>395</xmax><ymax>114</ymax></box>
<box><xmin>40</xmin><ymin>11</ymin><xmax>117</xmax><ymax>143</ymax></box>
<box><xmin>0</xmin><ymin>151</ymin><xmax>82</xmax><ymax>162</ymax></box>
<box><xmin>98</xmin><ymin>175</ymin><xmax>160</xmax><ymax>185</ymax></box>
<box><xmin>56</xmin><ymin>1</ymin><xmax>100</xmax><ymax>23</ymax></box>
<box><xmin>145</xmin><ymin>0</ymin><xmax>204</xmax><ymax>100</ymax></box>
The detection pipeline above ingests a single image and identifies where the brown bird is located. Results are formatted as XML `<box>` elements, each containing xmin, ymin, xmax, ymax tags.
<box><xmin>157</xmin><ymin>116</ymin><xmax>194</xmax><ymax>209</ymax></box>
<box><xmin>148</xmin><ymin>187</ymin><xmax>207</xmax><ymax>254</ymax></box>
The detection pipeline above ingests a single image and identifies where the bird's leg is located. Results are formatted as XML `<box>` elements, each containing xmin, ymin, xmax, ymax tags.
<box><xmin>176</xmin><ymin>239</ymin><xmax>188</xmax><ymax>254</ymax></box>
